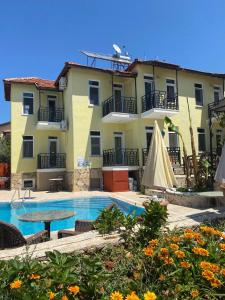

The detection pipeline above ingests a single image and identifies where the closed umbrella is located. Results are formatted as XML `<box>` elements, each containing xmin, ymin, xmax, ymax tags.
<box><xmin>215</xmin><ymin>143</ymin><xmax>225</xmax><ymax>184</ymax></box>
<box><xmin>142</xmin><ymin>120</ymin><xmax>178</xmax><ymax>189</ymax></box>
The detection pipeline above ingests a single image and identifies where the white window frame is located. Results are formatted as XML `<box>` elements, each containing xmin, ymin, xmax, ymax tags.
<box><xmin>88</xmin><ymin>80</ymin><xmax>100</xmax><ymax>106</ymax></box>
<box><xmin>90</xmin><ymin>130</ymin><xmax>101</xmax><ymax>156</ymax></box>
<box><xmin>213</xmin><ymin>85</ymin><xmax>222</xmax><ymax>102</ymax></box>
<box><xmin>168</xmin><ymin>130</ymin><xmax>179</xmax><ymax>148</ymax></box>
<box><xmin>22</xmin><ymin>136</ymin><xmax>34</xmax><ymax>159</ymax></box>
<box><xmin>144</xmin><ymin>74</ymin><xmax>154</xmax><ymax>93</ymax></box>
<box><xmin>194</xmin><ymin>83</ymin><xmax>204</xmax><ymax>107</ymax></box>
<box><xmin>47</xmin><ymin>95</ymin><xmax>57</xmax><ymax>107</ymax></box>
<box><xmin>22</xmin><ymin>92</ymin><xmax>34</xmax><ymax>116</ymax></box>
<box><xmin>145</xmin><ymin>126</ymin><xmax>154</xmax><ymax>148</ymax></box>
<box><xmin>114</xmin><ymin>132</ymin><xmax>125</xmax><ymax>149</ymax></box>
<box><xmin>22</xmin><ymin>179</ymin><xmax>35</xmax><ymax>189</ymax></box>
<box><xmin>197</xmin><ymin>128</ymin><xmax>206</xmax><ymax>152</ymax></box>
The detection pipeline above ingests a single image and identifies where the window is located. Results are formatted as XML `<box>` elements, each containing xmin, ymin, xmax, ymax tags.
<box><xmin>168</xmin><ymin>130</ymin><xmax>179</xmax><ymax>148</ymax></box>
<box><xmin>216</xmin><ymin>129</ymin><xmax>222</xmax><ymax>147</ymax></box>
<box><xmin>90</xmin><ymin>131</ymin><xmax>101</xmax><ymax>156</ymax></box>
<box><xmin>89</xmin><ymin>81</ymin><xmax>99</xmax><ymax>105</ymax></box>
<box><xmin>197</xmin><ymin>128</ymin><xmax>206</xmax><ymax>152</ymax></box>
<box><xmin>166</xmin><ymin>79</ymin><xmax>176</xmax><ymax>101</ymax></box>
<box><xmin>23</xmin><ymin>179</ymin><xmax>34</xmax><ymax>189</ymax></box>
<box><xmin>23</xmin><ymin>136</ymin><xmax>33</xmax><ymax>158</ymax></box>
<box><xmin>195</xmin><ymin>84</ymin><xmax>203</xmax><ymax>106</ymax></box>
<box><xmin>214</xmin><ymin>86</ymin><xmax>221</xmax><ymax>103</ymax></box>
<box><xmin>145</xmin><ymin>126</ymin><xmax>154</xmax><ymax>149</ymax></box>
<box><xmin>23</xmin><ymin>92</ymin><xmax>34</xmax><ymax>115</ymax></box>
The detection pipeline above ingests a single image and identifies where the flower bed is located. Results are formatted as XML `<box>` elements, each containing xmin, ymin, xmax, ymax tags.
<box><xmin>1</xmin><ymin>202</ymin><xmax>225</xmax><ymax>299</ymax></box>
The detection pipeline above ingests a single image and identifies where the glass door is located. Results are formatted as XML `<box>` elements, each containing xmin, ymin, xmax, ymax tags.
<box><xmin>49</xmin><ymin>138</ymin><xmax>58</xmax><ymax>167</ymax></box>
<box><xmin>113</xmin><ymin>84</ymin><xmax>123</xmax><ymax>112</ymax></box>
<box><xmin>144</xmin><ymin>78</ymin><xmax>153</xmax><ymax>110</ymax></box>
<box><xmin>48</xmin><ymin>96</ymin><xmax>56</xmax><ymax>122</ymax></box>
<box><xmin>114</xmin><ymin>133</ymin><xmax>123</xmax><ymax>165</ymax></box>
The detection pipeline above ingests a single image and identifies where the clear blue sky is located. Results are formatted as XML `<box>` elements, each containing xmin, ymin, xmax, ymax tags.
<box><xmin>1</xmin><ymin>0</ymin><xmax>225</xmax><ymax>123</ymax></box>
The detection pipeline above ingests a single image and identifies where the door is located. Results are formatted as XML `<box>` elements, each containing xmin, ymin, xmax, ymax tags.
<box><xmin>114</xmin><ymin>133</ymin><xmax>123</xmax><ymax>165</ymax></box>
<box><xmin>144</xmin><ymin>80</ymin><xmax>153</xmax><ymax>110</ymax></box>
<box><xmin>49</xmin><ymin>139</ymin><xmax>58</xmax><ymax>167</ymax></box>
<box><xmin>166</xmin><ymin>79</ymin><xmax>176</xmax><ymax>107</ymax></box>
<box><xmin>48</xmin><ymin>97</ymin><xmax>56</xmax><ymax>122</ymax></box>
<box><xmin>113</xmin><ymin>84</ymin><xmax>123</xmax><ymax>112</ymax></box>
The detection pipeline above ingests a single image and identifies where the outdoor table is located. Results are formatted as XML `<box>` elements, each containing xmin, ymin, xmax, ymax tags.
<box><xmin>48</xmin><ymin>178</ymin><xmax>63</xmax><ymax>192</ymax></box>
<box><xmin>18</xmin><ymin>210</ymin><xmax>75</xmax><ymax>238</ymax></box>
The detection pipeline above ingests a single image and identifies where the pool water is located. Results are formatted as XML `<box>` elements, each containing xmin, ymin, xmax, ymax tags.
<box><xmin>0</xmin><ymin>197</ymin><xmax>144</xmax><ymax>235</ymax></box>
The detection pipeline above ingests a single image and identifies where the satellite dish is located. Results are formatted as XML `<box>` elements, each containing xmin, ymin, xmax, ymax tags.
<box><xmin>113</xmin><ymin>44</ymin><xmax>122</xmax><ymax>55</ymax></box>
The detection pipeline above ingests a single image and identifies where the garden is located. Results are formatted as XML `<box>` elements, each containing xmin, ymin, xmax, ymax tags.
<box><xmin>1</xmin><ymin>202</ymin><xmax>225</xmax><ymax>299</ymax></box>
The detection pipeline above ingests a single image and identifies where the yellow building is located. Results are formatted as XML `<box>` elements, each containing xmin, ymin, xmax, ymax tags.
<box><xmin>3</xmin><ymin>60</ymin><xmax>225</xmax><ymax>191</ymax></box>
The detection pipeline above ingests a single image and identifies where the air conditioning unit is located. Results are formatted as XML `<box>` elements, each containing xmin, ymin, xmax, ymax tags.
<box><xmin>60</xmin><ymin>120</ymin><xmax>67</xmax><ymax>130</ymax></box>
<box><xmin>59</xmin><ymin>77</ymin><xmax>67</xmax><ymax>90</ymax></box>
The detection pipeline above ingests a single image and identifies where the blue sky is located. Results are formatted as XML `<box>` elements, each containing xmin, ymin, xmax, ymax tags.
<box><xmin>1</xmin><ymin>0</ymin><xmax>225</xmax><ymax>123</ymax></box>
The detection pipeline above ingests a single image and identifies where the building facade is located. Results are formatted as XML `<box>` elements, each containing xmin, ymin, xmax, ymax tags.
<box><xmin>3</xmin><ymin>60</ymin><xmax>225</xmax><ymax>191</ymax></box>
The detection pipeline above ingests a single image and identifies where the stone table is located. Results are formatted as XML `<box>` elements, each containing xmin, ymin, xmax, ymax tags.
<box><xmin>18</xmin><ymin>210</ymin><xmax>75</xmax><ymax>238</ymax></box>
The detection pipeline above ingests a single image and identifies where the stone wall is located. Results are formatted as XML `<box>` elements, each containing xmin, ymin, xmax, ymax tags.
<box><xmin>11</xmin><ymin>172</ymin><xmax>37</xmax><ymax>190</ymax></box>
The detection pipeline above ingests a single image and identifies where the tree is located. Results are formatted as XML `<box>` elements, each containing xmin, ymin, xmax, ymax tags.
<box><xmin>0</xmin><ymin>136</ymin><xmax>10</xmax><ymax>163</ymax></box>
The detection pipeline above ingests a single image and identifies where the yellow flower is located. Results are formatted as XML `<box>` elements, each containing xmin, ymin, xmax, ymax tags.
<box><xmin>183</xmin><ymin>232</ymin><xmax>195</xmax><ymax>239</ymax></box>
<box><xmin>199</xmin><ymin>261</ymin><xmax>219</xmax><ymax>273</ymax></box>
<box><xmin>202</xmin><ymin>270</ymin><xmax>214</xmax><ymax>281</ymax></box>
<box><xmin>210</xmin><ymin>278</ymin><xmax>222</xmax><ymax>288</ymax></box>
<box><xmin>180</xmin><ymin>261</ymin><xmax>191</xmax><ymax>268</ymax></box>
<box><xmin>175</xmin><ymin>250</ymin><xmax>185</xmax><ymax>259</ymax></box>
<box><xmin>143</xmin><ymin>247</ymin><xmax>154</xmax><ymax>257</ymax></box>
<box><xmin>149</xmin><ymin>239</ymin><xmax>158</xmax><ymax>248</ymax></box>
<box><xmin>169</xmin><ymin>243</ymin><xmax>179</xmax><ymax>251</ymax></box>
<box><xmin>49</xmin><ymin>291</ymin><xmax>55</xmax><ymax>300</ymax></box>
<box><xmin>67</xmin><ymin>285</ymin><xmax>80</xmax><ymax>295</ymax></box>
<box><xmin>10</xmin><ymin>279</ymin><xmax>22</xmax><ymax>289</ymax></box>
<box><xmin>125</xmin><ymin>291</ymin><xmax>140</xmax><ymax>300</ymax></box>
<box><xmin>219</xmin><ymin>243</ymin><xmax>225</xmax><ymax>251</ymax></box>
<box><xmin>29</xmin><ymin>273</ymin><xmax>40</xmax><ymax>280</ymax></box>
<box><xmin>200</xmin><ymin>226</ymin><xmax>222</xmax><ymax>236</ymax></box>
<box><xmin>191</xmin><ymin>289</ymin><xmax>199</xmax><ymax>298</ymax></box>
<box><xmin>62</xmin><ymin>296</ymin><xmax>68</xmax><ymax>300</ymax></box>
<box><xmin>192</xmin><ymin>247</ymin><xmax>209</xmax><ymax>256</ymax></box>
<box><xmin>110</xmin><ymin>291</ymin><xmax>123</xmax><ymax>300</ymax></box>
<box><xmin>143</xmin><ymin>291</ymin><xmax>157</xmax><ymax>300</ymax></box>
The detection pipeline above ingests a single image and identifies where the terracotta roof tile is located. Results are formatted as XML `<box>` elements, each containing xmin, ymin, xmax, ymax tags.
<box><xmin>4</xmin><ymin>77</ymin><xmax>56</xmax><ymax>89</ymax></box>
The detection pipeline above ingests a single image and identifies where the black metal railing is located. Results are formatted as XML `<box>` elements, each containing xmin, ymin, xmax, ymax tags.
<box><xmin>142</xmin><ymin>147</ymin><xmax>181</xmax><ymax>166</ymax></box>
<box><xmin>37</xmin><ymin>153</ymin><xmax>66</xmax><ymax>169</ymax></box>
<box><xmin>102</xmin><ymin>96</ymin><xmax>137</xmax><ymax>117</ymax></box>
<box><xmin>103</xmin><ymin>148</ymin><xmax>139</xmax><ymax>166</ymax></box>
<box><xmin>141</xmin><ymin>90</ymin><xmax>179</xmax><ymax>112</ymax></box>
<box><xmin>38</xmin><ymin>107</ymin><xmax>64</xmax><ymax>122</ymax></box>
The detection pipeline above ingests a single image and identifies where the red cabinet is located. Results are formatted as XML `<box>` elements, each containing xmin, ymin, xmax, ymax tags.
<box><xmin>103</xmin><ymin>170</ymin><xmax>129</xmax><ymax>192</ymax></box>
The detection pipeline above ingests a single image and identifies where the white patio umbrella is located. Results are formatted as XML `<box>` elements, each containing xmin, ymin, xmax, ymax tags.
<box><xmin>142</xmin><ymin>120</ymin><xmax>178</xmax><ymax>189</ymax></box>
<box><xmin>215</xmin><ymin>143</ymin><xmax>225</xmax><ymax>184</ymax></box>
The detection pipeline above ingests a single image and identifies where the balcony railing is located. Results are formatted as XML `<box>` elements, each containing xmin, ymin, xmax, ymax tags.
<box><xmin>103</xmin><ymin>148</ymin><xmax>139</xmax><ymax>166</ymax></box>
<box><xmin>38</xmin><ymin>107</ymin><xmax>64</xmax><ymax>122</ymax></box>
<box><xmin>102</xmin><ymin>96</ymin><xmax>137</xmax><ymax>117</ymax></box>
<box><xmin>38</xmin><ymin>153</ymin><xmax>66</xmax><ymax>169</ymax></box>
<box><xmin>141</xmin><ymin>91</ymin><xmax>179</xmax><ymax>113</ymax></box>
<box><xmin>142</xmin><ymin>147</ymin><xmax>181</xmax><ymax>166</ymax></box>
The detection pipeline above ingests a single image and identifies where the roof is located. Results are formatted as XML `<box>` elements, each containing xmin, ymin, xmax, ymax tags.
<box><xmin>55</xmin><ymin>61</ymin><xmax>137</xmax><ymax>85</ymax></box>
<box><xmin>127</xmin><ymin>59</ymin><xmax>225</xmax><ymax>78</ymax></box>
<box><xmin>3</xmin><ymin>77</ymin><xmax>56</xmax><ymax>101</ymax></box>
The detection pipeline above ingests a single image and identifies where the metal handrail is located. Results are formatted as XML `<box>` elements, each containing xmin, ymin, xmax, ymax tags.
<box><xmin>103</xmin><ymin>148</ymin><xmax>139</xmax><ymax>166</ymax></box>
<box><xmin>102</xmin><ymin>96</ymin><xmax>137</xmax><ymax>116</ymax></box>
<box><xmin>38</xmin><ymin>107</ymin><xmax>64</xmax><ymax>122</ymax></box>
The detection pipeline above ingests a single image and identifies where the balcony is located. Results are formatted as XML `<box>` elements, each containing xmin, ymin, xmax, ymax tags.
<box><xmin>141</xmin><ymin>91</ymin><xmax>179</xmax><ymax>119</ymax></box>
<box><xmin>142</xmin><ymin>147</ymin><xmax>181</xmax><ymax>166</ymax></box>
<box><xmin>37</xmin><ymin>153</ymin><xmax>66</xmax><ymax>169</ymax></box>
<box><xmin>36</xmin><ymin>107</ymin><xmax>66</xmax><ymax>130</ymax></box>
<box><xmin>102</xmin><ymin>96</ymin><xmax>138</xmax><ymax>123</ymax></box>
<box><xmin>103</xmin><ymin>148</ymin><xmax>139</xmax><ymax>167</ymax></box>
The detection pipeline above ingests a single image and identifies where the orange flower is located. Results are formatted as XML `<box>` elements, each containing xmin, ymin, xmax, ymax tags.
<box><xmin>163</xmin><ymin>256</ymin><xmax>174</xmax><ymax>265</ymax></box>
<box><xmin>210</xmin><ymin>278</ymin><xmax>222</xmax><ymax>288</ymax></box>
<box><xmin>199</xmin><ymin>261</ymin><xmax>219</xmax><ymax>273</ymax></box>
<box><xmin>184</xmin><ymin>228</ymin><xmax>194</xmax><ymax>234</ymax></box>
<box><xmin>62</xmin><ymin>296</ymin><xmax>68</xmax><ymax>300</ymax></box>
<box><xmin>10</xmin><ymin>279</ymin><xmax>22</xmax><ymax>289</ymax></box>
<box><xmin>110</xmin><ymin>291</ymin><xmax>124</xmax><ymax>300</ymax></box>
<box><xmin>160</xmin><ymin>248</ymin><xmax>169</xmax><ymax>256</ymax></box>
<box><xmin>220</xmin><ymin>269</ymin><xmax>225</xmax><ymax>276</ymax></box>
<box><xmin>67</xmin><ymin>285</ymin><xmax>80</xmax><ymax>295</ymax></box>
<box><xmin>180</xmin><ymin>261</ymin><xmax>191</xmax><ymax>268</ymax></box>
<box><xmin>192</xmin><ymin>247</ymin><xmax>209</xmax><ymax>256</ymax></box>
<box><xmin>171</xmin><ymin>236</ymin><xmax>181</xmax><ymax>243</ymax></box>
<box><xmin>29</xmin><ymin>273</ymin><xmax>40</xmax><ymax>280</ymax></box>
<box><xmin>183</xmin><ymin>232</ymin><xmax>195</xmax><ymax>239</ymax></box>
<box><xmin>219</xmin><ymin>243</ymin><xmax>225</xmax><ymax>251</ymax></box>
<box><xmin>143</xmin><ymin>247</ymin><xmax>154</xmax><ymax>257</ymax></box>
<box><xmin>196</xmin><ymin>238</ymin><xmax>206</xmax><ymax>246</ymax></box>
<box><xmin>175</xmin><ymin>250</ymin><xmax>185</xmax><ymax>259</ymax></box>
<box><xmin>202</xmin><ymin>270</ymin><xmax>214</xmax><ymax>281</ymax></box>
<box><xmin>159</xmin><ymin>274</ymin><xmax>166</xmax><ymax>281</ymax></box>
<box><xmin>191</xmin><ymin>289</ymin><xmax>199</xmax><ymax>298</ymax></box>
<box><xmin>49</xmin><ymin>292</ymin><xmax>55</xmax><ymax>300</ymax></box>
<box><xmin>169</xmin><ymin>243</ymin><xmax>179</xmax><ymax>251</ymax></box>
<box><xmin>143</xmin><ymin>291</ymin><xmax>157</xmax><ymax>300</ymax></box>
<box><xmin>125</xmin><ymin>291</ymin><xmax>141</xmax><ymax>300</ymax></box>
<box><xmin>149</xmin><ymin>239</ymin><xmax>158</xmax><ymax>248</ymax></box>
<box><xmin>200</xmin><ymin>226</ymin><xmax>222</xmax><ymax>236</ymax></box>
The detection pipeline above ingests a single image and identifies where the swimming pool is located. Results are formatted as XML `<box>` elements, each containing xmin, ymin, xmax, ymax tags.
<box><xmin>0</xmin><ymin>197</ymin><xmax>144</xmax><ymax>236</ymax></box>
